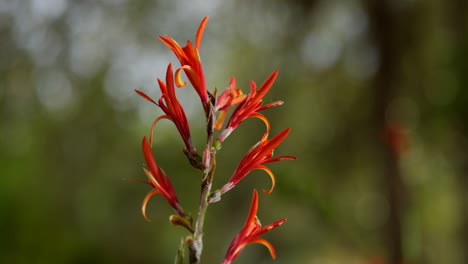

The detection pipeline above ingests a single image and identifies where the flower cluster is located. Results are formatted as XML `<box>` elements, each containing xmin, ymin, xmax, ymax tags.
<box><xmin>127</xmin><ymin>17</ymin><xmax>296</xmax><ymax>263</ymax></box>
<box><xmin>222</xmin><ymin>190</ymin><xmax>287</xmax><ymax>264</ymax></box>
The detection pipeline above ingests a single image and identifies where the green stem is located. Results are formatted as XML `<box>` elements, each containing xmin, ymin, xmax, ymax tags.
<box><xmin>189</xmin><ymin>156</ymin><xmax>216</xmax><ymax>264</ymax></box>
<box><xmin>175</xmin><ymin>237</ymin><xmax>187</xmax><ymax>264</ymax></box>
<box><xmin>188</xmin><ymin>105</ymin><xmax>217</xmax><ymax>264</ymax></box>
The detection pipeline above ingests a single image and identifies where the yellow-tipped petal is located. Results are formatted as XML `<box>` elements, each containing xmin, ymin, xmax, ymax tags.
<box><xmin>248</xmin><ymin>113</ymin><xmax>270</xmax><ymax>141</ymax></box>
<box><xmin>176</xmin><ymin>65</ymin><xmax>201</xmax><ymax>89</ymax></box>
<box><xmin>175</xmin><ymin>67</ymin><xmax>187</xmax><ymax>87</ymax></box>
<box><xmin>142</xmin><ymin>168</ymin><xmax>162</xmax><ymax>189</ymax></box>
<box><xmin>255</xmin><ymin>165</ymin><xmax>276</xmax><ymax>194</ymax></box>
<box><xmin>150</xmin><ymin>115</ymin><xmax>170</xmax><ymax>146</ymax></box>
<box><xmin>215</xmin><ymin>110</ymin><xmax>227</xmax><ymax>130</ymax></box>
<box><xmin>246</xmin><ymin>238</ymin><xmax>277</xmax><ymax>259</ymax></box>
<box><xmin>142</xmin><ymin>188</ymin><xmax>160</xmax><ymax>222</ymax></box>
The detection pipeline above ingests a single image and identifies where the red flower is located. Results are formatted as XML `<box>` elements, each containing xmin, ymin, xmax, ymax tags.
<box><xmin>222</xmin><ymin>190</ymin><xmax>286</xmax><ymax>264</ymax></box>
<box><xmin>384</xmin><ymin>122</ymin><xmax>409</xmax><ymax>158</ymax></box>
<box><xmin>135</xmin><ymin>63</ymin><xmax>197</xmax><ymax>158</ymax></box>
<box><xmin>127</xmin><ymin>137</ymin><xmax>185</xmax><ymax>221</ymax></box>
<box><xmin>159</xmin><ymin>17</ymin><xmax>210</xmax><ymax>111</ymax></box>
<box><xmin>219</xmin><ymin>128</ymin><xmax>296</xmax><ymax>195</ymax></box>
<box><xmin>214</xmin><ymin>76</ymin><xmax>247</xmax><ymax>130</ymax></box>
<box><xmin>218</xmin><ymin>70</ymin><xmax>283</xmax><ymax>143</ymax></box>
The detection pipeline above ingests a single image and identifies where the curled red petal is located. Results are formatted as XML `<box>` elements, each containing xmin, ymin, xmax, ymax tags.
<box><xmin>246</xmin><ymin>238</ymin><xmax>277</xmax><ymax>259</ymax></box>
<box><xmin>247</xmin><ymin>113</ymin><xmax>270</xmax><ymax>141</ymax></box>
<box><xmin>149</xmin><ymin>115</ymin><xmax>171</xmax><ymax>147</ymax></box>
<box><xmin>175</xmin><ymin>67</ymin><xmax>188</xmax><ymax>87</ymax></box>
<box><xmin>180</xmin><ymin>65</ymin><xmax>201</xmax><ymax>90</ymax></box>
<box><xmin>254</xmin><ymin>165</ymin><xmax>276</xmax><ymax>194</ymax></box>
<box><xmin>141</xmin><ymin>188</ymin><xmax>160</xmax><ymax>222</ymax></box>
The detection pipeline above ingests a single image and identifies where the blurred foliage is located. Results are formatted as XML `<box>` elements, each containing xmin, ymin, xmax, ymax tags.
<box><xmin>1</xmin><ymin>0</ymin><xmax>467</xmax><ymax>263</ymax></box>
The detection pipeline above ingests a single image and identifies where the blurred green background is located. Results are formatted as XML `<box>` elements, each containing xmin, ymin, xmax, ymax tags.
<box><xmin>1</xmin><ymin>0</ymin><xmax>467</xmax><ymax>263</ymax></box>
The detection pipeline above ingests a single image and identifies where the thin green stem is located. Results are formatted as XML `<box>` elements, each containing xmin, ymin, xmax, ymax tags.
<box><xmin>188</xmin><ymin>104</ymin><xmax>217</xmax><ymax>264</ymax></box>
<box><xmin>175</xmin><ymin>237</ymin><xmax>187</xmax><ymax>264</ymax></box>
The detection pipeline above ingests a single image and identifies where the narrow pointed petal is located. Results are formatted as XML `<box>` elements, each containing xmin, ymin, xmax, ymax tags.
<box><xmin>135</xmin><ymin>90</ymin><xmax>158</xmax><ymax>105</ymax></box>
<box><xmin>158</xmin><ymin>36</ymin><xmax>188</xmax><ymax>62</ymax></box>
<box><xmin>249</xmin><ymin>80</ymin><xmax>257</xmax><ymax>94</ymax></box>
<box><xmin>196</xmin><ymin>17</ymin><xmax>209</xmax><ymax>50</ymax></box>
<box><xmin>258</xmin><ymin>100</ymin><xmax>284</xmax><ymax>111</ymax></box>
<box><xmin>256</xmin><ymin>128</ymin><xmax>291</xmax><ymax>159</ymax></box>
<box><xmin>254</xmin><ymin>218</ymin><xmax>287</xmax><ymax>237</ymax></box>
<box><xmin>264</xmin><ymin>155</ymin><xmax>298</xmax><ymax>164</ymax></box>
<box><xmin>255</xmin><ymin>70</ymin><xmax>278</xmax><ymax>101</ymax></box>
<box><xmin>245</xmin><ymin>189</ymin><xmax>259</xmax><ymax>225</ymax></box>
<box><xmin>142</xmin><ymin>188</ymin><xmax>160</xmax><ymax>222</ymax></box>
<box><xmin>229</xmin><ymin>76</ymin><xmax>236</xmax><ymax>90</ymax></box>
<box><xmin>142</xmin><ymin>137</ymin><xmax>163</xmax><ymax>182</ymax></box>
<box><xmin>165</xmin><ymin>63</ymin><xmax>177</xmax><ymax>100</ymax></box>
<box><xmin>124</xmin><ymin>178</ymin><xmax>151</xmax><ymax>186</ymax></box>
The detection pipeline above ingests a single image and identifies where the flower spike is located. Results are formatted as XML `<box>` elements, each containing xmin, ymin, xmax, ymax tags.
<box><xmin>126</xmin><ymin>137</ymin><xmax>185</xmax><ymax>221</ymax></box>
<box><xmin>219</xmin><ymin>128</ymin><xmax>297</xmax><ymax>195</ymax></box>
<box><xmin>129</xmin><ymin>17</ymin><xmax>292</xmax><ymax>263</ymax></box>
<box><xmin>221</xmin><ymin>190</ymin><xmax>287</xmax><ymax>264</ymax></box>
<box><xmin>217</xmin><ymin>71</ymin><xmax>283</xmax><ymax>142</ymax></box>
<box><xmin>159</xmin><ymin>17</ymin><xmax>210</xmax><ymax>112</ymax></box>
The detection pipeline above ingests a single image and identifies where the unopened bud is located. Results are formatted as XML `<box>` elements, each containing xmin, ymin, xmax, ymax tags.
<box><xmin>169</xmin><ymin>215</ymin><xmax>194</xmax><ymax>233</ymax></box>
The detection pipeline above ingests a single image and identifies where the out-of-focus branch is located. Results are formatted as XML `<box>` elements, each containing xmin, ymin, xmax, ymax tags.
<box><xmin>449</xmin><ymin>0</ymin><xmax>468</xmax><ymax>262</ymax></box>
<box><xmin>365</xmin><ymin>0</ymin><xmax>405</xmax><ymax>263</ymax></box>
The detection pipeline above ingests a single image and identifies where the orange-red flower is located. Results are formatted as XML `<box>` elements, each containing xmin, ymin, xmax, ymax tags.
<box><xmin>127</xmin><ymin>136</ymin><xmax>185</xmax><ymax>221</ymax></box>
<box><xmin>222</xmin><ymin>190</ymin><xmax>286</xmax><ymax>264</ymax></box>
<box><xmin>384</xmin><ymin>121</ymin><xmax>409</xmax><ymax>158</ymax></box>
<box><xmin>214</xmin><ymin>76</ymin><xmax>247</xmax><ymax>130</ymax></box>
<box><xmin>217</xmin><ymin>70</ymin><xmax>283</xmax><ymax>143</ymax></box>
<box><xmin>159</xmin><ymin>17</ymin><xmax>210</xmax><ymax>111</ymax></box>
<box><xmin>219</xmin><ymin>128</ymin><xmax>296</xmax><ymax>195</ymax></box>
<box><xmin>135</xmin><ymin>63</ymin><xmax>197</xmax><ymax>158</ymax></box>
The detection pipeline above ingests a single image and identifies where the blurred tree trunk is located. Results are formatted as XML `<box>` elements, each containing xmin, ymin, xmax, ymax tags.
<box><xmin>449</xmin><ymin>0</ymin><xmax>468</xmax><ymax>262</ymax></box>
<box><xmin>365</xmin><ymin>1</ymin><xmax>405</xmax><ymax>263</ymax></box>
